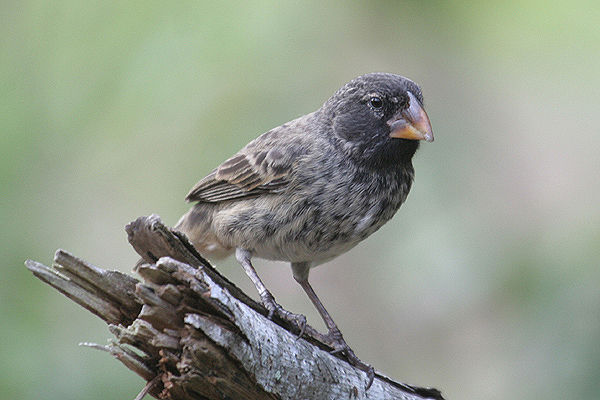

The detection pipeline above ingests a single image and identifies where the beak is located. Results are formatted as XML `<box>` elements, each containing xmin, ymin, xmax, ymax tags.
<box><xmin>387</xmin><ymin>92</ymin><xmax>434</xmax><ymax>142</ymax></box>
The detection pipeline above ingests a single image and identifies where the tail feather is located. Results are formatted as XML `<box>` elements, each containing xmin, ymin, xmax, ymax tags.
<box><xmin>175</xmin><ymin>204</ymin><xmax>234</xmax><ymax>261</ymax></box>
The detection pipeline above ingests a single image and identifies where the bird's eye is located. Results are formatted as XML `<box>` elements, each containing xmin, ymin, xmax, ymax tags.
<box><xmin>369</xmin><ymin>97</ymin><xmax>383</xmax><ymax>109</ymax></box>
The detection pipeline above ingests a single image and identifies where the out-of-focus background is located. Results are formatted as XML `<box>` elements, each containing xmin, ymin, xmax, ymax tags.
<box><xmin>3</xmin><ymin>1</ymin><xmax>599</xmax><ymax>399</ymax></box>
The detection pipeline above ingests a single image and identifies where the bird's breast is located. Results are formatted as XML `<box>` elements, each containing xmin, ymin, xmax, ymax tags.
<box><xmin>213</xmin><ymin>165</ymin><xmax>413</xmax><ymax>264</ymax></box>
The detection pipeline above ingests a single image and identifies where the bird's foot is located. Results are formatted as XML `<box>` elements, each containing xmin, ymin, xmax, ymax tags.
<box><xmin>319</xmin><ymin>328</ymin><xmax>375</xmax><ymax>389</ymax></box>
<box><xmin>261</xmin><ymin>293</ymin><xmax>307</xmax><ymax>337</ymax></box>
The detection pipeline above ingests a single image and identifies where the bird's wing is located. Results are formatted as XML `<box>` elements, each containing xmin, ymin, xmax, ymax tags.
<box><xmin>185</xmin><ymin>116</ymin><xmax>311</xmax><ymax>203</ymax></box>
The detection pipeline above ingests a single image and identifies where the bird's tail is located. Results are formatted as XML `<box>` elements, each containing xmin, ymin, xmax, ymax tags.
<box><xmin>174</xmin><ymin>204</ymin><xmax>234</xmax><ymax>262</ymax></box>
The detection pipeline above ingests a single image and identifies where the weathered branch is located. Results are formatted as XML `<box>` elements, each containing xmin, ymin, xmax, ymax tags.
<box><xmin>26</xmin><ymin>214</ymin><xmax>444</xmax><ymax>400</ymax></box>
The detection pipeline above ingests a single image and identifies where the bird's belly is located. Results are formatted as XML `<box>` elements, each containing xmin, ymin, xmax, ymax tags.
<box><xmin>250</xmin><ymin>232</ymin><xmax>365</xmax><ymax>264</ymax></box>
<box><xmin>217</xmin><ymin>197</ymin><xmax>397</xmax><ymax>264</ymax></box>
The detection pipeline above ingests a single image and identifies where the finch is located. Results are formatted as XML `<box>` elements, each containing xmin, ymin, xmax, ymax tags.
<box><xmin>176</xmin><ymin>72</ymin><xmax>433</xmax><ymax>383</ymax></box>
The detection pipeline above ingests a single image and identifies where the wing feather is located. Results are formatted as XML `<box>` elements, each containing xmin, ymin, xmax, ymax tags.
<box><xmin>185</xmin><ymin>115</ymin><xmax>312</xmax><ymax>203</ymax></box>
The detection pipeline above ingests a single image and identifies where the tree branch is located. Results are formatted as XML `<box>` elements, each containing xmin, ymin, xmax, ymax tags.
<box><xmin>26</xmin><ymin>214</ymin><xmax>444</xmax><ymax>400</ymax></box>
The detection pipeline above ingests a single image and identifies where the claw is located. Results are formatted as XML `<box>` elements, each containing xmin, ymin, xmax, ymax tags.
<box><xmin>319</xmin><ymin>330</ymin><xmax>375</xmax><ymax>390</ymax></box>
<box><xmin>364</xmin><ymin>366</ymin><xmax>375</xmax><ymax>390</ymax></box>
<box><xmin>261</xmin><ymin>294</ymin><xmax>307</xmax><ymax>336</ymax></box>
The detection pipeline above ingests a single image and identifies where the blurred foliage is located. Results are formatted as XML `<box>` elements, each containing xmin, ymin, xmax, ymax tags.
<box><xmin>2</xmin><ymin>1</ymin><xmax>599</xmax><ymax>399</ymax></box>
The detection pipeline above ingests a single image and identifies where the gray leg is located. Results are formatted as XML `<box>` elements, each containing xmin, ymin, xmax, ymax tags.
<box><xmin>236</xmin><ymin>249</ymin><xmax>273</xmax><ymax>306</ymax></box>
<box><xmin>292</xmin><ymin>261</ymin><xmax>375</xmax><ymax>389</ymax></box>
<box><xmin>294</xmin><ymin>273</ymin><xmax>342</xmax><ymax>339</ymax></box>
<box><xmin>236</xmin><ymin>249</ymin><xmax>306</xmax><ymax>333</ymax></box>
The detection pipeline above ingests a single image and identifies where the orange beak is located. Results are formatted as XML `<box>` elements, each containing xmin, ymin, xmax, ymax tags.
<box><xmin>388</xmin><ymin>91</ymin><xmax>434</xmax><ymax>142</ymax></box>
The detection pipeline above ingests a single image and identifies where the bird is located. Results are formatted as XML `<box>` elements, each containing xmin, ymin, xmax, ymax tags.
<box><xmin>175</xmin><ymin>72</ymin><xmax>433</xmax><ymax>385</ymax></box>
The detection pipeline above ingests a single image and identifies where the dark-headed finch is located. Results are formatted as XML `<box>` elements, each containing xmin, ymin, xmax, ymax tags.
<box><xmin>176</xmin><ymin>73</ymin><xmax>433</xmax><ymax>387</ymax></box>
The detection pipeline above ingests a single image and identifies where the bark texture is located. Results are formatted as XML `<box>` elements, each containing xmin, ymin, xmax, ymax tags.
<box><xmin>26</xmin><ymin>214</ymin><xmax>443</xmax><ymax>400</ymax></box>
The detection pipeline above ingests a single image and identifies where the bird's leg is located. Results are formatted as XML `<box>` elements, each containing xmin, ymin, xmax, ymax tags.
<box><xmin>235</xmin><ymin>249</ymin><xmax>306</xmax><ymax>335</ymax></box>
<box><xmin>292</xmin><ymin>262</ymin><xmax>375</xmax><ymax>389</ymax></box>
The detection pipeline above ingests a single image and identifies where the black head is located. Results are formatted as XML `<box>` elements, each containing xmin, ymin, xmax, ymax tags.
<box><xmin>322</xmin><ymin>73</ymin><xmax>433</xmax><ymax>167</ymax></box>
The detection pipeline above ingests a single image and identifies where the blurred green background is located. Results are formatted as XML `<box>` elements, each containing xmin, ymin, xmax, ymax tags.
<box><xmin>2</xmin><ymin>1</ymin><xmax>599</xmax><ymax>399</ymax></box>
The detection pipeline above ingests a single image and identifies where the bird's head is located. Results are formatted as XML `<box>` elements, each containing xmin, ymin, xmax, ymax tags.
<box><xmin>322</xmin><ymin>73</ymin><xmax>433</xmax><ymax>167</ymax></box>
